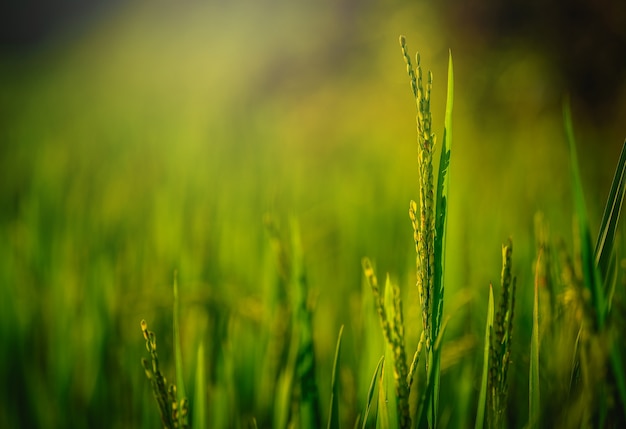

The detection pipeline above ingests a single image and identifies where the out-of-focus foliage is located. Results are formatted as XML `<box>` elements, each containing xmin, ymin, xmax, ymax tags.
<box><xmin>0</xmin><ymin>1</ymin><xmax>623</xmax><ymax>427</ymax></box>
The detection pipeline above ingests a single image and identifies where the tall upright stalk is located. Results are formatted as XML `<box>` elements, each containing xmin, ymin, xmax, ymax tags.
<box><xmin>401</xmin><ymin>36</ymin><xmax>453</xmax><ymax>428</ymax></box>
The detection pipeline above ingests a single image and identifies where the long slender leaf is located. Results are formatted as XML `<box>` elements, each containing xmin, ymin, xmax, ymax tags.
<box><xmin>327</xmin><ymin>325</ymin><xmax>344</xmax><ymax>429</ymax></box>
<box><xmin>594</xmin><ymin>140</ymin><xmax>626</xmax><ymax>280</ymax></box>
<box><xmin>376</xmin><ymin>362</ymin><xmax>390</xmax><ymax>429</ymax></box>
<box><xmin>429</xmin><ymin>48</ymin><xmax>454</xmax><ymax>429</ymax></box>
<box><xmin>475</xmin><ymin>285</ymin><xmax>494</xmax><ymax>429</ymax></box>
<box><xmin>609</xmin><ymin>346</ymin><xmax>626</xmax><ymax>421</ymax></box>
<box><xmin>529</xmin><ymin>251</ymin><xmax>541</xmax><ymax>428</ymax></box>
<box><xmin>275</xmin><ymin>327</ymin><xmax>298</xmax><ymax>429</ymax></box>
<box><xmin>382</xmin><ymin>279</ymin><xmax>399</xmax><ymax>428</ymax></box>
<box><xmin>362</xmin><ymin>356</ymin><xmax>385</xmax><ymax>429</ymax></box>
<box><xmin>563</xmin><ymin>102</ymin><xmax>606</xmax><ymax>329</ymax></box>
<box><xmin>173</xmin><ymin>271</ymin><xmax>188</xmax><ymax>403</ymax></box>
<box><xmin>291</xmin><ymin>219</ymin><xmax>321</xmax><ymax>429</ymax></box>
<box><xmin>415</xmin><ymin>321</ymin><xmax>449</xmax><ymax>429</ymax></box>
<box><xmin>593</xmin><ymin>141</ymin><xmax>626</xmax><ymax>419</ymax></box>
<box><xmin>192</xmin><ymin>341</ymin><xmax>206</xmax><ymax>429</ymax></box>
<box><xmin>433</xmin><ymin>49</ymin><xmax>454</xmax><ymax>342</ymax></box>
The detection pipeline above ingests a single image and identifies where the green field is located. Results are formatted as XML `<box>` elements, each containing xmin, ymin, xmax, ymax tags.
<box><xmin>1</xmin><ymin>2</ymin><xmax>624</xmax><ymax>428</ymax></box>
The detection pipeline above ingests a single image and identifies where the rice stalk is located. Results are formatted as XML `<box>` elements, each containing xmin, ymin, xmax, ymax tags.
<box><xmin>260</xmin><ymin>214</ymin><xmax>292</xmax><ymax>422</ymax></box>
<box><xmin>140</xmin><ymin>319</ymin><xmax>188</xmax><ymax>429</ymax></box>
<box><xmin>563</xmin><ymin>102</ymin><xmax>606</xmax><ymax>330</ymax></box>
<box><xmin>487</xmin><ymin>239</ymin><xmax>516</xmax><ymax>429</ymax></box>
<box><xmin>475</xmin><ymin>285</ymin><xmax>494</xmax><ymax>429</ymax></box>
<box><xmin>362</xmin><ymin>258</ymin><xmax>411</xmax><ymax>428</ymax></box>
<box><xmin>400</xmin><ymin>35</ymin><xmax>453</xmax><ymax>429</ymax></box>
<box><xmin>290</xmin><ymin>219</ymin><xmax>321</xmax><ymax>429</ymax></box>
<box><xmin>265</xmin><ymin>217</ymin><xmax>321</xmax><ymax>428</ymax></box>
<box><xmin>563</xmin><ymin>111</ymin><xmax>626</xmax><ymax>422</ymax></box>
<box><xmin>172</xmin><ymin>271</ymin><xmax>189</xmax><ymax>427</ymax></box>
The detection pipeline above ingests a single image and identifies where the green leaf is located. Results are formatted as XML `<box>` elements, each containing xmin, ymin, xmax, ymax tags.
<box><xmin>362</xmin><ymin>356</ymin><xmax>385</xmax><ymax>429</ymax></box>
<box><xmin>290</xmin><ymin>219</ymin><xmax>321</xmax><ymax>429</ymax></box>
<box><xmin>563</xmin><ymin>101</ymin><xmax>606</xmax><ymax>329</ymax></box>
<box><xmin>595</xmin><ymin>141</ymin><xmax>626</xmax><ymax>285</ymax></box>
<box><xmin>376</xmin><ymin>362</ymin><xmax>390</xmax><ymax>429</ymax></box>
<box><xmin>475</xmin><ymin>285</ymin><xmax>494</xmax><ymax>429</ymax></box>
<box><xmin>609</xmin><ymin>345</ymin><xmax>626</xmax><ymax>422</ymax></box>
<box><xmin>327</xmin><ymin>325</ymin><xmax>344</xmax><ymax>429</ymax></box>
<box><xmin>275</xmin><ymin>331</ymin><xmax>298</xmax><ymax>429</ymax></box>
<box><xmin>382</xmin><ymin>279</ymin><xmax>399</xmax><ymax>428</ymax></box>
<box><xmin>192</xmin><ymin>341</ymin><xmax>206</xmax><ymax>429</ymax></box>
<box><xmin>433</xmin><ymin>50</ymin><xmax>454</xmax><ymax>344</ymax></box>
<box><xmin>529</xmin><ymin>252</ymin><xmax>541</xmax><ymax>428</ymax></box>
<box><xmin>593</xmin><ymin>140</ymin><xmax>626</xmax><ymax>418</ymax></box>
<box><xmin>415</xmin><ymin>321</ymin><xmax>449</xmax><ymax>429</ymax></box>
<box><xmin>429</xmin><ymin>49</ymin><xmax>453</xmax><ymax>429</ymax></box>
<box><xmin>173</xmin><ymin>271</ymin><xmax>188</xmax><ymax>403</ymax></box>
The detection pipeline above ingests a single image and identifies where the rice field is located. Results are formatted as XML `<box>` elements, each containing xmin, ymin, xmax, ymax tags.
<box><xmin>1</xmin><ymin>2</ymin><xmax>625</xmax><ymax>428</ymax></box>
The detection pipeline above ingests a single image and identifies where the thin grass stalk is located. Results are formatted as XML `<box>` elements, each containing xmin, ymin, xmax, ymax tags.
<box><xmin>362</xmin><ymin>356</ymin><xmax>385</xmax><ymax>429</ymax></box>
<box><xmin>377</xmin><ymin>363</ymin><xmax>390</xmax><ymax>429</ymax></box>
<box><xmin>290</xmin><ymin>219</ymin><xmax>321</xmax><ymax>429</ymax></box>
<box><xmin>362</xmin><ymin>259</ymin><xmax>411</xmax><ymax>428</ymax></box>
<box><xmin>192</xmin><ymin>341</ymin><xmax>206</xmax><ymax>429</ymax></box>
<box><xmin>401</xmin><ymin>36</ymin><xmax>435</xmax><ymax>356</ymax></box>
<box><xmin>327</xmin><ymin>325</ymin><xmax>344</xmax><ymax>429</ymax></box>
<box><xmin>594</xmin><ymin>141</ymin><xmax>626</xmax><ymax>280</ymax></box>
<box><xmin>173</xmin><ymin>271</ymin><xmax>189</xmax><ymax>425</ymax></box>
<box><xmin>475</xmin><ymin>285</ymin><xmax>494</xmax><ymax>429</ymax></box>
<box><xmin>529</xmin><ymin>250</ymin><xmax>542</xmax><ymax>428</ymax></box>
<box><xmin>563</xmin><ymin>105</ymin><xmax>626</xmax><ymax>422</ymax></box>
<box><xmin>487</xmin><ymin>240</ymin><xmax>516</xmax><ymax>429</ymax></box>
<box><xmin>141</xmin><ymin>320</ymin><xmax>188</xmax><ymax>429</ymax></box>
<box><xmin>141</xmin><ymin>320</ymin><xmax>174</xmax><ymax>428</ymax></box>
<box><xmin>592</xmin><ymin>140</ymin><xmax>626</xmax><ymax>418</ymax></box>
<box><xmin>563</xmin><ymin>101</ymin><xmax>606</xmax><ymax>330</ymax></box>
<box><xmin>401</xmin><ymin>35</ymin><xmax>453</xmax><ymax>429</ymax></box>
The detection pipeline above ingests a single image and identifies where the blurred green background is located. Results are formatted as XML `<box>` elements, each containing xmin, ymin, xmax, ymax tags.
<box><xmin>0</xmin><ymin>0</ymin><xmax>624</xmax><ymax>427</ymax></box>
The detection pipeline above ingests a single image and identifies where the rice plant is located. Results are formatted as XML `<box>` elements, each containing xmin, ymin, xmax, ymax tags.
<box><xmin>141</xmin><ymin>319</ymin><xmax>189</xmax><ymax>429</ymax></box>
<box><xmin>488</xmin><ymin>240</ymin><xmax>516</xmax><ymax>428</ymax></box>
<box><xmin>473</xmin><ymin>240</ymin><xmax>517</xmax><ymax>429</ymax></box>
<box><xmin>6</xmin><ymin>4</ymin><xmax>626</xmax><ymax>427</ymax></box>
<box><xmin>404</xmin><ymin>35</ymin><xmax>454</xmax><ymax>429</ymax></box>
<box><xmin>360</xmin><ymin>36</ymin><xmax>454</xmax><ymax>429</ymax></box>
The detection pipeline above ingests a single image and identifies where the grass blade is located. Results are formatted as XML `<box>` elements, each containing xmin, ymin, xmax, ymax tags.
<box><xmin>475</xmin><ymin>285</ymin><xmax>494</xmax><ymax>429</ymax></box>
<box><xmin>414</xmin><ymin>321</ymin><xmax>449</xmax><ymax>429</ymax></box>
<box><xmin>563</xmin><ymin>101</ymin><xmax>606</xmax><ymax>329</ymax></box>
<box><xmin>291</xmin><ymin>219</ymin><xmax>321</xmax><ymax>429</ymax></box>
<box><xmin>192</xmin><ymin>341</ymin><xmax>206</xmax><ymax>429</ymax></box>
<box><xmin>429</xmin><ymin>47</ymin><xmax>454</xmax><ymax>429</ymax></box>
<box><xmin>594</xmin><ymin>140</ymin><xmax>626</xmax><ymax>281</ymax></box>
<box><xmin>594</xmin><ymin>141</ymin><xmax>626</xmax><ymax>419</ymax></box>
<box><xmin>376</xmin><ymin>361</ymin><xmax>390</xmax><ymax>429</ymax></box>
<box><xmin>609</xmin><ymin>345</ymin><xmax>626</xmax><ymax>420</ymax></box>
<box><xmin>275</xmin><ymin>331</ymin><xmax>298</xmax><ymax>429</ymax></box>
<box><xmin>327</xmin><ymin>325</ymin><xmax>344</xmax><ymax>429</ymax></box>
<box><xmin>529</xmin><ymin>251</ymin><xmax>541</xmax><ymax>428</ymax></box>
<box><xmin>382</xmin><ymin>278</ymin><xmax>399</xmax><ymax>428</ymax></box>
<box><xmin>173</xmin><ymin>270</ymin><xmax>188</xmax><ymax>424</ymax></box>
<box><xmin>362</xmin><ymin>356</ymin><xmax>385</xmax><ymax>429</ymax></box>
<box><xmin>433</xmin><ymin>49</ymin><xmax>454</xmax><ymax>342</ymax></box>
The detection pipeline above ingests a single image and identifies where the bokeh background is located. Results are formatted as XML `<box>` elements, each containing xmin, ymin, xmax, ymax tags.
<box><xmin>1</xmin><ymin>0</ymin><xmax>624</xmax><ymax>427</ymax></box>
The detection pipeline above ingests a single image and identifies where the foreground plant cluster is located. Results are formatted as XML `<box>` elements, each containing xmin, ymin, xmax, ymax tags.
<box><xmin>141</xmin><ymin>37</ymin><xmax>626</xmax><ymax>428</ymax></box>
